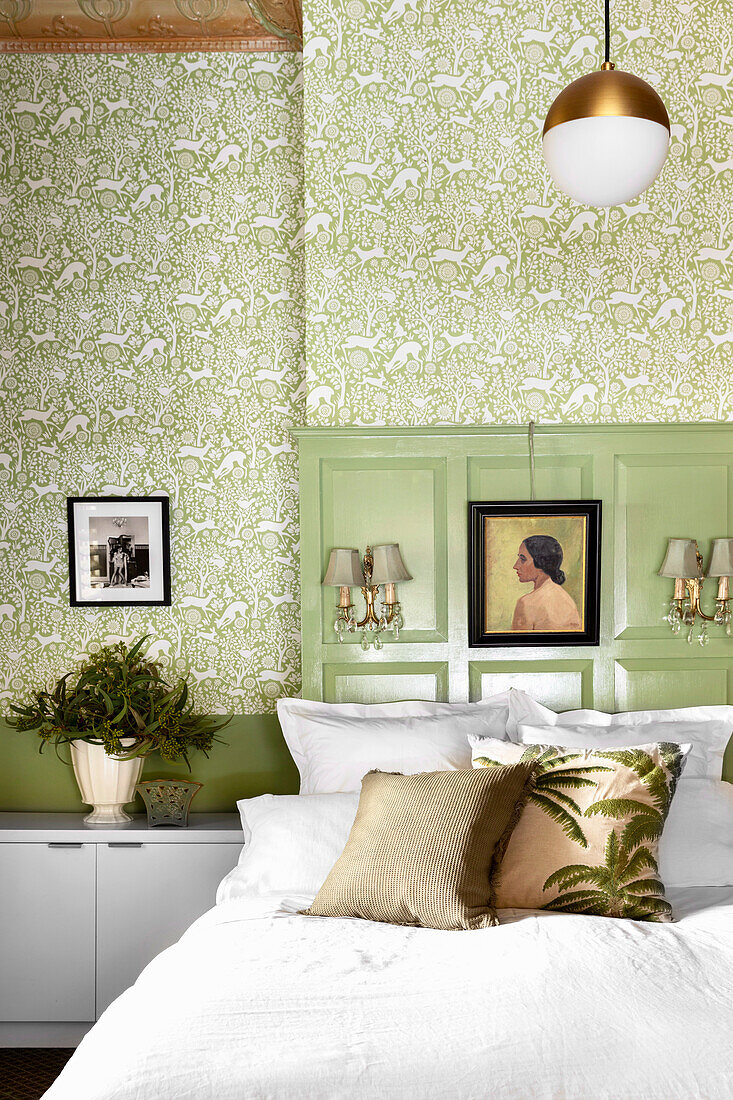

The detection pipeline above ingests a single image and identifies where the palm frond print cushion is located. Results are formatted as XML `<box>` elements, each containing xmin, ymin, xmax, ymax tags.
<box><xmin>469</xmin><ymin>737</ymin><xmax>689</xmax><ymax>922</ymax></box>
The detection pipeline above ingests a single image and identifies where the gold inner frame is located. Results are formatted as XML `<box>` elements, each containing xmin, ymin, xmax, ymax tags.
<box><xmin>483</xmin><ymin>514</ymin><xmax>588</xmax><ymax>634</ymax></box>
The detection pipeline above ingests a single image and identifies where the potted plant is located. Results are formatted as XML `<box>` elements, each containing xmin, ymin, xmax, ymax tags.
<box><xmin>9</xmin><ymin>637</ymin><xmax>228</xmax><ymax>825</ymax></box>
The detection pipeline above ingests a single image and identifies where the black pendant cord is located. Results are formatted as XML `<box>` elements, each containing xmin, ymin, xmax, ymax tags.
<box><xmin>604</xmin><ymin>0</ymin><xmax>611</xmax><ymax>63</ymax></box>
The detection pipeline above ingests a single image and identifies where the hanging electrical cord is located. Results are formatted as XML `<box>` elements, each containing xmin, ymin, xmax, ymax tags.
<box><xmin>604</xmin><ymin>0</ymin><xmax>611</xmax><ymax>65</ymax></box>
<box><xmin>528</xmin><ymin>421</ymin><xmax>536</xmax><ymax>502</ymax></box>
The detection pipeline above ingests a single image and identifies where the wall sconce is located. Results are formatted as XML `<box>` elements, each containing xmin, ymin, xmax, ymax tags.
<box><xmin>658</xmin><ymin>537</ymin><xmax>733</xmax><ymax>644</ymax></box>
<box><xmin>323</xmin><ymin>544</ymin><xmax>412</xmax><ymax>651</ymax></box>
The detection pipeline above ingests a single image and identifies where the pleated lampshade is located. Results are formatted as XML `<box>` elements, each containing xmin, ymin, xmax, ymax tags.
<box><xmin>322</xmin><ymin>548</ymin><xmax>364</xmax><ymax>587</ymax></box>
<box><xmin>657</xmin><ymin>539</ymin><xmax>699</xmax><ymax>580</ymax></box>
<box><xmin>707</xmin><ymin>539</ymin><xmax>733</xmax><ymax>578</ymax></box>
<box><xmin>370</xmin><ymin>544</ymin><xmax>412</xmax><ymax>585</ymax></box>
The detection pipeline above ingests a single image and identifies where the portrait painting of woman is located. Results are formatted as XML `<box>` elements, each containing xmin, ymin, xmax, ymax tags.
<box><xmin>468</xmin><ymin>501</ymin><xmax>601</xmax><ymax>647</ymax></box>
<box><xmin>511</xmin><ymin>534</ymin><xmax>581</xmax><ymax>631</ymax></box>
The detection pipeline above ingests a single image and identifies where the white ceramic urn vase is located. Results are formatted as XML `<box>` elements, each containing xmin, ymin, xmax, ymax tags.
<box><xmin>70</xmin><ymin>739</ymin><xmax>143</xmax><ymax>825</ymax></box>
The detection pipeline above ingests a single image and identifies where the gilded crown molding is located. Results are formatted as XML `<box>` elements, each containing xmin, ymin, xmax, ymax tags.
<box><xmin>0</xmin><ymin>0</ymin><xmax>301</xmax><ymax>53</ymax></box>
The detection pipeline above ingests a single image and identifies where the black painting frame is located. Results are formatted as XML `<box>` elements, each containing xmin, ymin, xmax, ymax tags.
<box><xmin>468</xmin><ymin>500</ymin><xmax>601</xmax><ymax>648</ymax></box>
<box><xmin>67</xmin><ymin>495</ymin><xmax>171</xmax><ymax>607</ymax></box>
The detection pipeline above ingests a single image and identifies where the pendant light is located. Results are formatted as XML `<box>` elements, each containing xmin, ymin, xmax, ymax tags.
<box><xmin>542</xmin><ymin>0</ymin><xmax>670</xmax><ymax>207</ymax></box>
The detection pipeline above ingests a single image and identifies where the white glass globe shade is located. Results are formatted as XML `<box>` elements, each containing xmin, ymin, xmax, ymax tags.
<box><xmin>543</xmin><ymin>114</ymin><xmax>669</xmax><ymax>206</ymax></box>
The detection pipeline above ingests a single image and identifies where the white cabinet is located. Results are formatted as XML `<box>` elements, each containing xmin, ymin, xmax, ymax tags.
<box><xmin>96</xmin><ymin>842</ymin><xmax>240</xmax><ymax>1015</ymax></box>
<box><xmin>0</xmin><ymin>843</ymin><xmax>95</xmax><ymax>1022</ymax></box>
<box><xmin>0</xmin><ymin>813</ymin><xmax>242</xmax><ymax>1046</ymax></box>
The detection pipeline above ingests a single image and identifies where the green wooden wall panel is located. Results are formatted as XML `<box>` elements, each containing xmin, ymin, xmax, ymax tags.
<box><xmin>469</xmin><ymin>660</ymin><xmax>593</xmax><ymax>711</ymax></box>
<box><xmin>320</xmin><ymin>458</ymin><xmax>448</xmax><ymax>644</ymax></box>
<box><xmin>468</xmin><ymin>455</ymin><xmax>593</xmax><ymax>502</ymax></box>
<box><xmin>615</xmin><ymin>455</ymin><xmax>732</xmax><ymax>640</ymax></box>
<box><xmin>295</xmin><ymin>425</ymin><xmax>733</xmax><ymax>782</ymax></box>
<box><xmin>615</xmin><ymin>659</ymin><xmax>731</xmax><ymax>712</ymax></box>
<box><xmin>323</xmin><ymin>662</ymin><xmax>449</xmax><ymax>703</ymax></box>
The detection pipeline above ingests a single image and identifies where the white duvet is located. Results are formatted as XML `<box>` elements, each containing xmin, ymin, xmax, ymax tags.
<box><xmin>45</xmin><ymin>888</ymin><xmax>733</xmax><ymax>1100</ymax></box>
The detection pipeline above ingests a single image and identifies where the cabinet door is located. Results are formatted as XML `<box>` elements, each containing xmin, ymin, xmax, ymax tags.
<box><xmin>0</xmin><ymin>843</ymin><xmax>96</xmax><ymax>1022</ymax></box>
<box><xmin>96</xmin><ymin>842</ymin><xmax>239</xmax><ymax>1015</ymax></box>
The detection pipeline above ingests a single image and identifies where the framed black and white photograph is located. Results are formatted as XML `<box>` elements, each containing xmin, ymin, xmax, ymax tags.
<box><xmin>67</xmin><ymin>496</ymin><xmax>171</xmax><ymax>607</ymax></box>
<box><xmin>468</xmin><ymin>500</ymin><xmax>601</xmax><ymax>648</ymax></box>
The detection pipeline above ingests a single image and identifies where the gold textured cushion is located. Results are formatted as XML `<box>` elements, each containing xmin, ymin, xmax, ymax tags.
<box><xmin>303</xmin><ymin>763</ymin><xmax>536</xmax><ymax>931</ymax></box>
<box><xmin>470</xmin><ymin>737</ymin><xmax>688</xmax><ymax>922</ymax></box>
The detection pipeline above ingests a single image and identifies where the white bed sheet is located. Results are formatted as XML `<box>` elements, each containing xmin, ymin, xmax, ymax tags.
<box><xmin>44</xmin><ymin>887</ymin><xmax>733</xmax><ymax>1100</ymax></box>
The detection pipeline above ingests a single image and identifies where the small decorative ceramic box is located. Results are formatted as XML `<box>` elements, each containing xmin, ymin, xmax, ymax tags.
<box><xmin>135</xmin><ymin>779</ymin><xmax>202</xmax><ymax>827</ymax></box>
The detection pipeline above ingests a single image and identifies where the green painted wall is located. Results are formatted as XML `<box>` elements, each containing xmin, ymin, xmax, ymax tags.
<box><xmin>0</xmin><ymin>714</ymin><xmax>298</xmax><ymax>812</ymax></box>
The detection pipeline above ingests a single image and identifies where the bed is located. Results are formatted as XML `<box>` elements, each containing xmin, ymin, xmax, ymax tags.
<box><xmin>45</xmin><ymin>884</ymin><xmax>733</xmax><ymax>1099</ymax></box>
<box><xmin>44</xmin><ymin>692</ymin><xmax>733</xmax><ymax>1098</ymax></box>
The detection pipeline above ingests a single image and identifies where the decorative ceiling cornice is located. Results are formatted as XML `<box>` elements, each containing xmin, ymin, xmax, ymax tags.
<box><xmin>0</xmin><ymin>0</ymin><xmax>301</xmax><ymax>53</ymax></box>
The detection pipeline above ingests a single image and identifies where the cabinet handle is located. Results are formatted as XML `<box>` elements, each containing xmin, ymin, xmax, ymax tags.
<box><xmin>107</xmin><ymin>842</ymin><xmax>143</xmax><ymax>848</ymax></box>
<box><xmin>48</xmin><ymin>842</ymin><xmax>83</xmax><ymax>849</ymax></box>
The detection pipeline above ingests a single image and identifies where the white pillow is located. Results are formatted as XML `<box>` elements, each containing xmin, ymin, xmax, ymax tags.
<box><xmin>517</xmin><ymin>722</ymin><xmax>713</xmax><ymax>780</ymax></box>
<box><xmin>277</xmin><ymin>691</ymin><xmax>518</xmax><ymax>794</ymax></box>
<box><xmin>216</xmin><ymin>792</ymin><xmax>359</xmax><ymax>903</ymax></box>
<box><xmin>217</xmin><ymin>781</ymin><xmax>733</xmax><ymax>905</ymax></box>
<box><xmin>278</xmin><ymin>693</ymin><xmax>519</xmax><ymax>726</ymax></box>
<box><xmin>661</xmin><ymin>779</ymin><xmax>733</xmax><ymax>886</ymax></box>
<box><xmin>510</xmin><ymin>693</ymin><xmax>732</xmax><ymax>780</ymax></box>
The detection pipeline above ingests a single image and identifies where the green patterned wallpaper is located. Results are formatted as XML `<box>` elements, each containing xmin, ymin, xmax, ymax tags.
<box><xmin>304</xmin><ymin>0</ymin><xmax>733</xmax><ymax>425</ymax></box>
<box><xmin>2</xmin><ymin>0</ymin><xmax>732</xmax><ymax>736</ymax></box>
<box><xmin>0</xmin><ymin>51</ymin><xmax>304</xmax><ymax>711</ymax></box>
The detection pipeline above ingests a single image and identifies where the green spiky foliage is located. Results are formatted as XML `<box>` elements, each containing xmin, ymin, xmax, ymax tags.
<box><xmin>474</xmin><ymin>745</ymin><xmax>612</xmax><ymax>848</ymax></box>
<box><xmin>9</xmin><ymin>636</ymin><xmax>229</xmax><ymax>769</ymax></box>
<box><xmin>542</xmin><ymin>745</ymin><xmax>684</xmax><ymax>921</ymax></box>
<box><xmin>584</xmin><ymin>744</ymin><xmax>686</xmax><ymax>851</ymax></box>
<box><xmin>594</xmin><ymin>744</ymin><xmax>686</xmax><ymax>812</ymax></box>
<box><xmin>542</xmin><ymin>829</ymin><xmax>672</xmax><ymax>921</ymax></box>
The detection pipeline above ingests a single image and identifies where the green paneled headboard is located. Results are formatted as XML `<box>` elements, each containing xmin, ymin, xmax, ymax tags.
<box><xmin>293</xmin><ymin>423</ymin><xmax>733</xmax><ymax>782</ymax></box>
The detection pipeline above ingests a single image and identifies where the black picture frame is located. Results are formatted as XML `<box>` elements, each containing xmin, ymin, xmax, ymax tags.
<box><xmin>67</xmin><ymin>496</ymin><xmax>171</xmax><ymax>607</ymax></box>
<box><xmin>468</xmin><ymin>500</ymin><xmax>601</xmax><ymax>648</ymax></box>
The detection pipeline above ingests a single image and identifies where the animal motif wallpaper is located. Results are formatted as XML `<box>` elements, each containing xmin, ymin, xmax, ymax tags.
<box><xmin>0</xmin><ymin>51</ymin><xmax>304</xmax><ymax>711</ymax></box>
<box><xmin>2</xmin><ymin>0</ymin><xmax>732</xmax><ymax>717</ymax></box>
<box><xmin>303</xmin><ymin>0</ymin><xmax>733</xmax><ymax>425</ymax></box>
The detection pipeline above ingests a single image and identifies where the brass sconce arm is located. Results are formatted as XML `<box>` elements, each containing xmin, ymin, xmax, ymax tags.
<box><xmin>356</xmin><ymin>585</ymin><xmax>381</xmax><ymax>630</ymax></box>
<box><xmin>685</xmin><ymin>578</ymin><xmax>719</xmax><ymax>623</ymax></box>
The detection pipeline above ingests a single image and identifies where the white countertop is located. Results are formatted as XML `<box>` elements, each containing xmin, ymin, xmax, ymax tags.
<box><xmin>0</xmin><ymin>812</ymin><xmax>243</xmax><ymax>843</ymax></box>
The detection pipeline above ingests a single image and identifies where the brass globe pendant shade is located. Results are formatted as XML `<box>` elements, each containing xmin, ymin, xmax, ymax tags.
<box><xmin>543</xmin><ymin>0</ymin><xmax>670</xmax><ymax>206</ymax></box>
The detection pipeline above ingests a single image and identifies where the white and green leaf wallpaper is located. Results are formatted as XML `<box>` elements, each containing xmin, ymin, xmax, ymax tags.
<box><xmin>0</xmin><ymin>51</ymin><xmax>304</xmax><ymax>712</ymax></box>
<box><xmin>304</xmin><ymin>0</ymin><xmax>733</xmax><ymax>425</ymax></box>
<box><xmin>1</xmin><ymin>0</ymin><xmax>732</xmax><ymax>736</ymax></box>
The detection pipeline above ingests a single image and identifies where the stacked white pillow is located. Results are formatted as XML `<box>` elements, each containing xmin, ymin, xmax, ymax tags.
<box><xmin>217</xmin><ymin>792</ymin><xmax>360</xmax><ymax>904</ymax></box>
<box><xmin>509</xmin><ymin>692</ymin><xmax>732</xmax><ymax>780</ymax></box>
<box><xmin>220</xmin><ymin>692</ymin><xmax>525</xmax><ymax>903</ymax></box>
<box><xmin>218</xmin><ymin>692</ymin><xmax>733</xmax><ymax>905</ymax></box>
<box><xmin>661</xmin><ymin>779</ymin><xmax>733</xmax><ymax>886</ymax></box>
<box><xmin>277</xmin><ymin>691</ymin><xmax>524</xmax><ymax>795</ymax></box>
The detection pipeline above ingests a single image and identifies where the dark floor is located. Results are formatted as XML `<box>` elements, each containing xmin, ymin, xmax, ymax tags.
<box><xmin>0</xmin><ymin>1049</ymin><xmax>73</xmax><ymax>1100</ymax></box>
